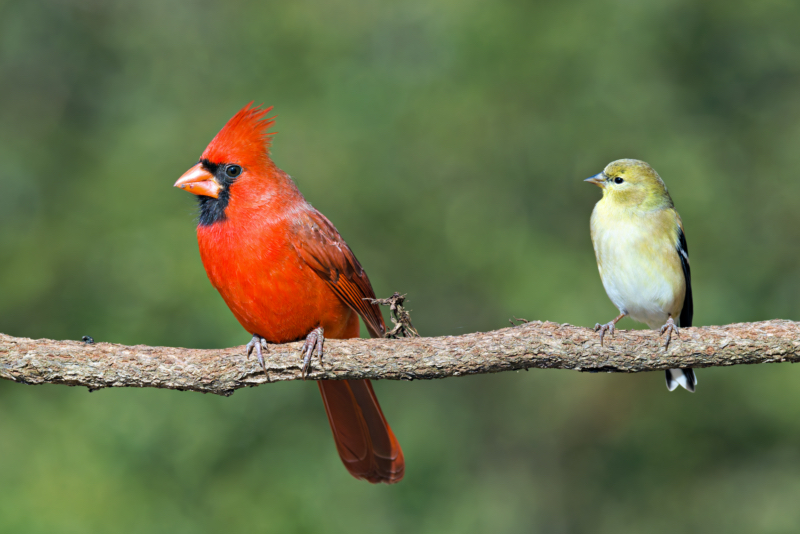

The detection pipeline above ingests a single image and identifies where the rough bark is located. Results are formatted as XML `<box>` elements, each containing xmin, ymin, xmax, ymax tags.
<box><xmin>1</xmin><ymin>320</ymin><xmax>799</xmax><ymax>397</ymax></box>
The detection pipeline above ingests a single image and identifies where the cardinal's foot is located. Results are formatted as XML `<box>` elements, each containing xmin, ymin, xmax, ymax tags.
<box><xmin>246</xmin><ymin>334</ymin><xmax>270</xmax><ymax>377</ymax></box>
<box><xmin>594</xmin><ymin>321</ymin><xmax>616</xmax><ymax>347</ymax></box>
<box><xmin>659</xmin><ymin>317</ymin><xmax>680</xmax><ymax>349</ymax></box>
<box><xmin>300</xmin><ymin>327</ymin><xmax>325</xmax><ymax>378</ymax></box>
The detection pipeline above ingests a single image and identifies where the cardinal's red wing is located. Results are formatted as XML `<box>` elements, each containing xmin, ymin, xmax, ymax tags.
<box><xmin>293</xmin><ymin>208</ymin><xmax>403</xmax><ymax>484</ymax></box>
<box><xmin>292</xmin><ymin>208</ymin><xmax>386</xmax><ymax>339</ymax></box>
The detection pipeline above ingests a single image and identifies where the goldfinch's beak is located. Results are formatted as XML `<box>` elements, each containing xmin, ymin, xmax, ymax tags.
<box><xmin>584</xmin><ymin>172</ymin><xmax>606</xmax><ymax>188</ymax></box>
<box><xmin>174</xmin><ymin>163</ymin><xmax>221</xmax><ymax>198</ymax></box>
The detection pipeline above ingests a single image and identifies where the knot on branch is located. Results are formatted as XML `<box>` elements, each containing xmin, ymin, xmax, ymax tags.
<box><xmin>368</xmin><ymin>292</ymin><xmax>420</xmax><ymax>338</ymax></box>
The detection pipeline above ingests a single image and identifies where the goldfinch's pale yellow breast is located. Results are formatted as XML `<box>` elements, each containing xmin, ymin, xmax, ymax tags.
<box><xmin>591</xmin><ymin>201</ymin><xmax>685</xmax><ymax>327</ymax></box>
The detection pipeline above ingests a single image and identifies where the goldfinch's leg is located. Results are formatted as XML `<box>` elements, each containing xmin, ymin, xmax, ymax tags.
<box><xmin>659</xmin><ymin>316</ymin><xmax>679</xmax><ymax>349</ymax></box>
<box><xmin>594</xmin><ymin>313</ymin><xmax>626</xmax><ymax>346</ymax></box>
<box><xmin>246</xmin><ymin>334</ymin><xmax>270</xmax><ymax>377</ymax></box>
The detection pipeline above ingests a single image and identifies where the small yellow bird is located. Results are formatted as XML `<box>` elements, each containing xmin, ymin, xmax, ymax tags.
<box><xmin>586</xmin><ymin>159</ymin><xmax>696</xmax><ymax>392</ymax></box>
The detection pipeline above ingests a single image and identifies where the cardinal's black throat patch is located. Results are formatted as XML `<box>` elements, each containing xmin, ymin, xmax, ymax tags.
<box><xmin>196</xmin><ymin>159</ymin><xmax>236</xmax><ymax>226</ymax></box>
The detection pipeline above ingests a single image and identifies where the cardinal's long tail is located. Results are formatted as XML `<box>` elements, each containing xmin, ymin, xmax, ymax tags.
<box><xmin>318</xmin><ymin>379</ymin><xmax>404</xmax><ymax>484</ymax></box>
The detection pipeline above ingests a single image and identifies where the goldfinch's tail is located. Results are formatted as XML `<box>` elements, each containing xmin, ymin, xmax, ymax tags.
<box><xmin>665</xmin><ymin>368</ymin><xmax>696</xmax><ymax>392</ymax></box>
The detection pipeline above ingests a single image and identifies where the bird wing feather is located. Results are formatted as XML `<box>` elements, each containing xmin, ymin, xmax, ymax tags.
<box><xmin>318</xmin><ymin>380</ymin><xmax>404</xmax><ymax>483</ymax></box>
<box><xmin>293</xmin><ymin>208</ymin><xmax>402</xmax><ymax>483</ymax></box>
<box><xmin>676</xmin><ymin>219</ymin><xmax>692</xmax><ymax>328</ymax></box>
<box><xmin>291</xmin><ymin>208</ymin><xmax>386</xmax><ymax>338</ymax></box>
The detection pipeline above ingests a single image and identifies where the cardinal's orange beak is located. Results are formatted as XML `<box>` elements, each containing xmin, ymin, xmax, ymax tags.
<box><xmin>174</xmin><ymin>163</ymin><xmax>221</xmax><ymax>198</ymax></box>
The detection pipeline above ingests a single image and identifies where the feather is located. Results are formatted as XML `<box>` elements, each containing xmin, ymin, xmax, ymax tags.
<box><xmin>318</xmin><ymin>380</ymin><xmax>404</xmax><ymax>483</ymax></box>
<box><xmin>677</xmin><ymin>224</ymin><xmax>693</xmax><ymax>328</ymax></box>
<box><xmin>292</xmin><ymin>211</ymin><xmax>401</xmax><ymax>481</ymax></box>
<box><xmin>202</xmin><ymin>102</ymin><xmax>276</xmax><ymax>170</ymax></box>
<box><xmin>666</xmin><ymin>368</ymin><xmax>697</xmax><ymax>392</ymax></box>
<box><xmin>292</xmin><ymin>209</ymin><xmax>386</xmax><ymax>338</ymax></box>
<box><xmin>666</xmin><ymin>222</ymin><xmax>695</xmax><ymax>392</ymax></box>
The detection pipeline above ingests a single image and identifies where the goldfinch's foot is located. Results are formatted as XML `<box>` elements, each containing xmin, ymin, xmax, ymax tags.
<box><xmin>246</xmin><ymin>334</ymin><xmax>270</xmax><ymax>377</ymax></box>
<box><xmin>594</xmin><ymin>321</ymin><xmax>616</xmax><ymax>346</ymax></box>
<box><xmin>659</xmin><ymin>317</ymin><xmax>680</xmax><ymax>349</ymax></box>
<box><xmin>300</xmin><ymin>327</ymin><xmax>325</xmax><ymax>378</ymax></box>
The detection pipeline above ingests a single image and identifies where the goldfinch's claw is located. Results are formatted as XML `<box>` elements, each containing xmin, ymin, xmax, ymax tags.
<box><xmin>300</xmin><ymin>327</ymin><xmax>325</xmax><ymax>378</ymax></box>
<box><xmin>246</xmin><ymin>334</ymin><xmax>270</xmax><ymax>379</ymax></box>
<box><xmin>659</xmin><ymin>318</ymin><xmax>680</xmax><ymax>349</ymax></box>
<box><xmin>594</xmin><ymin>321</ymin><xmax>615</xmax><ymax>347</ymax></box>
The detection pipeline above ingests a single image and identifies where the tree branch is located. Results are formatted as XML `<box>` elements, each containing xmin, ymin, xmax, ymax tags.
<box><xmin>2</xmin><ymin>320</ymin><xmax>799</xmax><ymax>396</ymax></box>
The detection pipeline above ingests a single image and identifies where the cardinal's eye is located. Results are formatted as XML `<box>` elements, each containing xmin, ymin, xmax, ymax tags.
<box><xmin>614</xmin><ymin>177</ymin><xmax>624</xmax><ymax>184</ymax></box>
<box><xmin>225</xmin><ymin>165</ymin><xmax>242</xmax><ymax>178</ymax></box>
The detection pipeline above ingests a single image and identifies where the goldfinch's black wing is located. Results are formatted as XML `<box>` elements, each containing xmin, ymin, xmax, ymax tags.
<box><xmin>677</xmin><ymin>226</ymin><xmax>692</xmax><ymax>328</ymax></box>
<box><xmin>666</xmin><ymin>223</ymin><xmax>697</xmax><ymax>392</ymax></box>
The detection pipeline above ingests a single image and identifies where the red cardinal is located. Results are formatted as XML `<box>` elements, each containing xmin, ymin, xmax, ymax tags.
<box><xmin>174</xmin><ymin>103</ymin><xmax>404</xmax><ymax>484</ymax></box>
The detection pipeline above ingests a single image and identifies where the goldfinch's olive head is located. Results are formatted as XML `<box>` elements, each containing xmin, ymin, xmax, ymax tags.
<box><xmin>585</xmin><ymin>159</ymin><xmax>672</xmax><ymax>209</ymax></box>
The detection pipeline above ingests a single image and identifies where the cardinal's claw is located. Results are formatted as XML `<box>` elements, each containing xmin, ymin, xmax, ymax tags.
<box><xmin>246</xmin><ymin>334</ymin><xmax>270</xmax><ymax>378</ymax></box>
<box><xmin>594</xmin><ymin>321</ymin><xmax>615</xmax><ymax>347</ymax></box>
<box><xmin>300</xmin><ymin>327</ymin><xmax>325</xmax><ymax>379</ymax></box>
<box><xmin>659</xmin><ymin>317</ymin><xmax>680</xmax><ymax>350</ymax></box>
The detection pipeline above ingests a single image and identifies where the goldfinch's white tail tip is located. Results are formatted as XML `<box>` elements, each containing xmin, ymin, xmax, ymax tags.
<box><xmin>666</xmin><ymin>369</ymin><xmax>697</xmax><ymax>392</ymax></box>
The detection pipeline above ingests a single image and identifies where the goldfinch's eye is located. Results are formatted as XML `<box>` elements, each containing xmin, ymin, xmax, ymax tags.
<box><xmin>225</xmin><ymin>165</ymin><xmax>242</xmax><ymax>178</ymax></box>
<box><xmin>614</xmin><ymin>177</ymin><xmax>624</xmax><ymax>184</ymax></box>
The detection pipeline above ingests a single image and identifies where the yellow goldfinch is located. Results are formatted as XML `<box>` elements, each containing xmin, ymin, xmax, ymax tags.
<box><xmin>586</xmin><ymin>159</ymin><xmax>696</xmax><ymax>392</ymax></box>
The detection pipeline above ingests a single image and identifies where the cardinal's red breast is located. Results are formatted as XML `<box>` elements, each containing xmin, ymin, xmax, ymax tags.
<box><xmin>197</xmin><ymin>195</ymin><xmax>359</xmax><ymax>342</ymax></box>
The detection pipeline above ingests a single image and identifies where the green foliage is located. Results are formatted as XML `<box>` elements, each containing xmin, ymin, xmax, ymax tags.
<box><xmin>2</xmin><ymin>0</ymin><xmax>800</xmax><ymax>531</ymax></box>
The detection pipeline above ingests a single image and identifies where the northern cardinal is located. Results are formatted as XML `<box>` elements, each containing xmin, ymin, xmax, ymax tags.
<box><xmin>174</xmin><ymin>103</ymin><xmax>404</xmax><ymax>483</ymax></box>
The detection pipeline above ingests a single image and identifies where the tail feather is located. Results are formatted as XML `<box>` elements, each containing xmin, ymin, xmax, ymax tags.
<box><xmin>665</xmin><ymin>368</ymin><xmax>697</xmax><ymax>392</ymax></box>
<box><xmin>318</xmin><ymin>379</ymin><xmax>404</xmax><ymax>484</ymax></box>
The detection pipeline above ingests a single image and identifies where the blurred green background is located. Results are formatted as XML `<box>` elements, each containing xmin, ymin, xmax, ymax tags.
<box><xmin>2</xmin><ymin>0</ymin><xmax>800</xmax><ymax>532</ymax></box>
